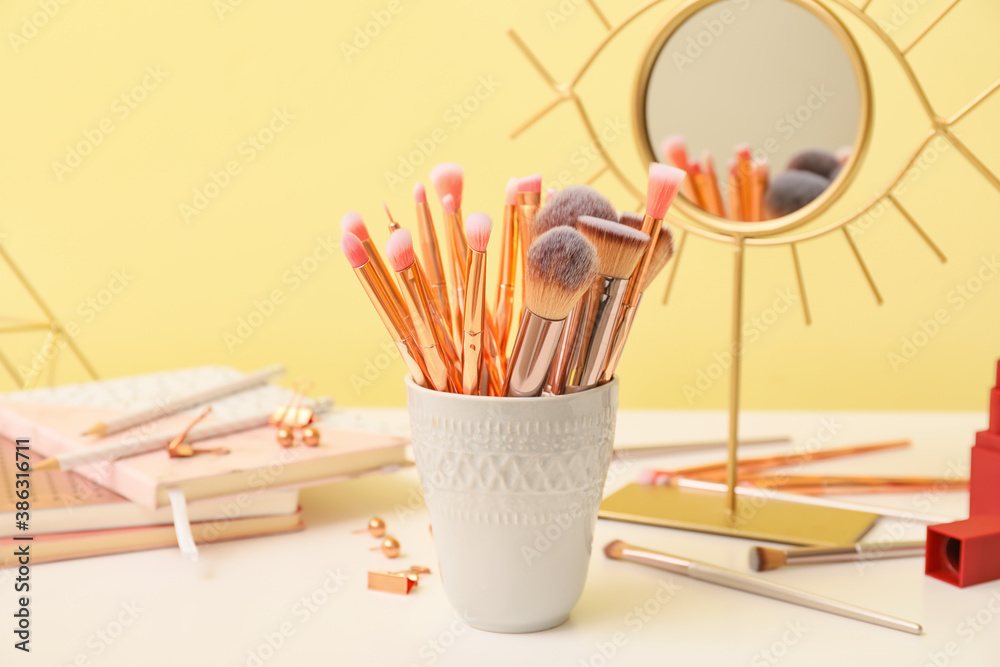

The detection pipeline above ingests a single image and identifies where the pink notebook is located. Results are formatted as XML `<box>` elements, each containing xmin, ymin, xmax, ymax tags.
<box><xmin>0</xmin><ymin>367</ymin><xmax>409</xmax><ymax>508</ymax></box>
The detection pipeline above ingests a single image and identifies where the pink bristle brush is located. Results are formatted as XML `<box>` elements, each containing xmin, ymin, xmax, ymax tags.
<box><xmin>660</xmin><ymin>135</ymin><xmax>698</xmax><ymax>203</ymax></box>
<box><xmin>602</xmin><ymin>164</ymin><xmax>686</xmax><ymax>382</ymax></box>
<box><xmin>342</xmin><ymin>233</ymin><xmax>429</xmax><ymax>388</ymax></box>
<box><xmin>341</xmin><ymin>212</ymin><xmax>412</xmax><ymax>336</ymax></box>
<box><xmin>463</xmin><ymin>213</ymin><xmax>493</xmax><ymax>395</ymax></box>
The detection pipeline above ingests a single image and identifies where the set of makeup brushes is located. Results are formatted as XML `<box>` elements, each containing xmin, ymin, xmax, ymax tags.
<box><xmin>661</xmin><ymin>135</ymin><xmax>848</xmax><ymax>220</ymax></box>
<box><xmin>340</xmin><ymin>162</ymin><xmax>686</xmax><ymax>397</ymax></box>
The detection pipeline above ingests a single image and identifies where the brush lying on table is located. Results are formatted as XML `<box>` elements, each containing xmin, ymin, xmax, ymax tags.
<box><xmin>605</xmin><ymin>540</ymin><xmax>922</xmax><ymax>635</ymax></box>
<box><xmin>340</xmin><ymin>163</ymin><xmax>686</xmax><ymax>397</ymax></box>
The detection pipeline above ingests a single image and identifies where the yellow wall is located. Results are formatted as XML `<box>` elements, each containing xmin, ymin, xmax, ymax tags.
<box><xmin>1</xmin><ymin>0</ymin><xmax>998</xmax><ymax>409</ymax></box>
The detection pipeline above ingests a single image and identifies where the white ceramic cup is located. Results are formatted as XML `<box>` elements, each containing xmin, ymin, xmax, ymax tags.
<box><xmin>405</xmin><ymin>376</ymin><xmax>618</xmax><ymax>633</ymax></box>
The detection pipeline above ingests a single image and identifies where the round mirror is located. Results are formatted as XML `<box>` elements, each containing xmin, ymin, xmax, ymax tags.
<box><xmin>638</xmin><ymin>0</ymin><xmax>868</xmax><ymax>231</ymax></box>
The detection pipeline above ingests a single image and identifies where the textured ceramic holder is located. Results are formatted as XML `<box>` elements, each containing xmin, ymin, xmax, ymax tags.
<box><xmin>406</xmin><ymin>376</ymin><xmax>618</xmax><ymax>633</ymax></box>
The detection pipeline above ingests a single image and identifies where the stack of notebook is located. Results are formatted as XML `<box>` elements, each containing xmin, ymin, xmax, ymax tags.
<box><xmin>0</xmin><ymin>366</ymin><xmax>409</xmax><ymax>565</ymax></box>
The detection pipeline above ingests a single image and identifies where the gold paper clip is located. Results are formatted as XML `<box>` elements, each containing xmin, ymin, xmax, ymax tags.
<box><xmin>167</xmin><ymin>406</ymin><xmax>231</xmax><ymax>458</ymax></box>
<box><xmin>367</xmin><ymin>566</ymin><xmax>431</xmax><ymax>595</ymax></box>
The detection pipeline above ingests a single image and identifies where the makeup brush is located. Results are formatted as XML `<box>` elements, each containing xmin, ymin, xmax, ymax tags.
<box><xmin>750</xmin><ymin>541</ymin><xmax>926</xmax><ymax>573</ymax></box>
<box><xmin>385</xmin><ymin>203</ymin><xmax>461</xmax><ymax>376</ymax></box>
<box><xmin>640</xmin><ymin>226</ymin><xmax>675</xmax><ymax>293</ymax></box>
<box><xmin>414</xmin><ymin>182</ymin><xmax>452</xmax><ymax>332</ymax></box>
<box><xmin>686</xmin><ymin>161</ymin><xmax>708</xmax><ymax>210</ymax></box>
<box><xmin>531</xmin><ymin>186</ymin><xmax>616</xmax><ymax>394</ymax></box>
<box><xmin>531</xmin><ymin>185</ymin><xmax>617</xmax><ymax>241</ymax></box>
<box><xmin>601</xmin><ymin>164</ymin><xmax>685</xmax><ymax>383</ymax></box>
<box><xmin>463</xmin><ymin>213</ymin><xmax>493</xmax><ymax>395</ymax></box>
<box><xmin>495</xmin><ymin>178</ymin><xmax>519</xmax><ymax>355</ymax></box>
<box><xmin>787</xmin><ymin>148</ymin><xmax>841</xmax><ymax>180</ymax></box>
<box><xmin>341</xmin><ymin>212</ymin><xmax>412</xmax><ymax>335</ymax></box>
<box><xmin>660</xmin><ymin>135</ymin><xmax>698</xmax><ymax>203</ymax></box>
<box><xmin>750</xmin><ymin>159</ymin><xmax>769</xmax><ymax>221</ymax></box>
<box><xmin>701</xmin><ymin>151</ymin><xmax>726</xmax><ymax>217</ymax></box>
<box><xmin>641</xmin><ymin>439</ymin><xmax>910</xmax><ymax>484</ymax></box>
<box><xmin>764</xmin><ymin>170</ymin><xmax>830</xmax><ymax>218</ymax></box>
<box><xmin>672</xmin><ymin>476</ymin><xmax>957</xmax><ymax>524</ymax></box>
<box><xmin>442</xmin><ymin>193</ymin><xmax>466</xmax><ymax>338</ymax></box>
<box><xmin>342</xmin><ymin>233</ymin><xmax>430</xmax><ymax>388</ymax></box>
<box><xmin>618</xmin><ymin>210</ymin><xmax>644</xmax><ymax>229</ymax></box>
<box><xmin>516</xmin><ymin>175</ymin><xmax>542</xmax><ymax>293</ymax></box>
<box><xmin>562</xmin><ymin>216</ymin><xmax>649</xmax><ymax>393</ymax></box>
<box><xmin>503</xmin><ymin>227</ymin><xmax>598</xmax><ymax>397</ymax></box>
<box><xmin>726</xmin><ymin>159</ymin><xmax>743</xmax><ymax>220</ymax></box>
<box><xmin>735</xmin><ymin>144</ymin><xmax>754</xmax><ymax>220</ymax></box>
<box><xmin>604</xmin><ymin>540</ymin><xmax>922</xmax><ymax>635</ymax></box>
<box><xmin>431</xmin><ymin>162</ymin><xmax>468</xmax><ymax>269</ymax></box>
<box><xmin>386</xmin><ymin>229</ymin><xmax>455</xmax><ymax>393</ymax></box>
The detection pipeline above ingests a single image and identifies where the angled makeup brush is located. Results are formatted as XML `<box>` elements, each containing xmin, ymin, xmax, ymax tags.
<box><xmin>342</xmin><ymin>212</ymin><xmax>413</xmax><ymax>336</ymax></box>
<box><xmin>495</xmin><ymin>178</ymin><xmax>519</xmax><ymax>355</ymax></box>
<box><xmin>503</xmin><ymin>227</ymin><xmax>598</xmax><ymax>397</ymax></box>
<box><xmin>531</xmin><ymin>185</ymin><xmax>617</xmax><ymax>241</ymax></box>
<box><xmin>701</xmin><ymin>151</ymin><xmax>726</xmax><ymax>217</ymax></box>
<box><xmin>414</xmin><ymin>182</ymin><xmax>452</xmax><ymax>333</ymax></box>
<box><xmin>750</xmin><ymin>541</ymin><xmax>926</xmax><ymax>573</ymax></box>
<box><xmin>562</xmin><ymin>216</ymin><xmax>649</xmax><ymax>393</ymax></box>
<box><xmin>386</xmin><ymin>229</ymin><xmax>456</xmax><ymax>392</ymax></box>
<box><xmin>342</xmin><ymin>233</ymin><xmax>430</xmax><ymax>388</ymax></box>
<box><xmin>602</xmin><ymin>164</ymin><xmax>685</xmax><ymax>382</ymax></box>
<box><xmin>660</xmin><ymin>135</ymin><xmax>698</xmax><ymax>203</ymax></box>
<box><xmin>463</xmin><ymin>213</ymin><xmax>493</xmax><ymax>394</ymax></box>
<box><xmin>618</xmin><ymin>210</ymin><xmax>644</xmax><ymax>229</ymax></box>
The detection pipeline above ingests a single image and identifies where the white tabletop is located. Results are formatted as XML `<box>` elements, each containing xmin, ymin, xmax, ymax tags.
<box><xmin>6</xmin><ymin>410</ymin><xmax>999</xmax><ymax>667</ymax></box>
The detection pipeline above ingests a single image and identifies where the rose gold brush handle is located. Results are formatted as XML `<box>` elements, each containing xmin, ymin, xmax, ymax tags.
<box><xmin>503</xmin><ymin>313</ymin><xmax>565</xmax><ymax>398</ymax></box>
<box><xmin>495</xmin><ymin>203</ymin><xmax>518</xmax><ymax>354</ymax></box>
<box><xmin>605</xmin><ymin>541</ymin><xmax>923</xmax><ymax>635</ymax></box>
<box><xmin>784</xmin><ymin>541</ymin><xmax>926</xmax><ymax>567</ymax></box>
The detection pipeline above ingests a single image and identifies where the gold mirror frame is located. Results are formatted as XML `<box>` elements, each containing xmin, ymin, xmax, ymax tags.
<box><xmin>633</xmin><ymin>0</ymin><xmax>873</xmax><ymax>239</ymax></box>
<box><xmin>509</xmin><ymin>0</ymin><xmax>1000</xmax><ymax>528</ymax></box>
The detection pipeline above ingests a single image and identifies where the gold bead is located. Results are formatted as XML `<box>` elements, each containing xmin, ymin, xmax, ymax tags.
<box><xmin>302</xmin><ymin>426</ymin><xmax>321</xmax><ymax>447</ymax></box>
<box><xmin>276</xmin><ymin>428</ymin><xmax>295</xmax><ymax>448</ymax></box>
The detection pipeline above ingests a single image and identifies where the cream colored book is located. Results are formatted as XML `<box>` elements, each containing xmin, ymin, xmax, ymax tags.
<box><xmin>0</xmin><ymin>366</ymin><xmax>409</xmax><ymax>508</ymax></box>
